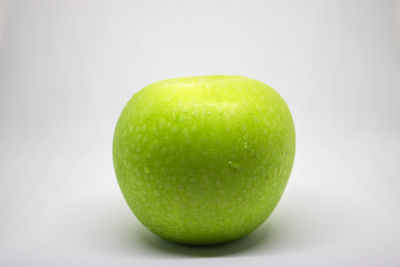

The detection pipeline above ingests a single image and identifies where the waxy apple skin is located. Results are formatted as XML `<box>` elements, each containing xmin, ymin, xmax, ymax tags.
<box><xmin>113</xmin><ymin>75</ymin><xmax>295</xmax><ymax>245</ymax></box>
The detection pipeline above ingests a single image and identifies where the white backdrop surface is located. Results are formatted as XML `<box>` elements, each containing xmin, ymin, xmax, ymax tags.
<box><xmin>0</xmin><ymin>0</ymin><xmax>399</xmax><ymax>266</ymax></box>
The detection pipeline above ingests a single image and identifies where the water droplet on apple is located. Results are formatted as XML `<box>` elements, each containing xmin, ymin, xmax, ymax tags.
<box><xmin>144</xmin><ymin>166</ymin><xmax>150</xmax><ymax>174</ymax></box>
<box><xmin>228</xmin><ymin>160</ymin><xmax>240</xmax><ymax>170</ymax></box>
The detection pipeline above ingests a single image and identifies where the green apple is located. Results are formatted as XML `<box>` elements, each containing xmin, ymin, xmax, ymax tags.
<box><xmin>113</xmin><ymin>75</ymin><xmax>295</xmax><ymax>245</ymax></box>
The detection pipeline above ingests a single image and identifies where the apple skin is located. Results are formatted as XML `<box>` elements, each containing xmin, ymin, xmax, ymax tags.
<box><xmin>113</xmin><ymin>75</ymin><xmax>295</xmax><ymax>245</ymax></box>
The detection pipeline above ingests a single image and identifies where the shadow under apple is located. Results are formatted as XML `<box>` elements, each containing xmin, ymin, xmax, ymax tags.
<box><xmin>65</xmin><ymin>193</ymin><xmax>335</xmax><ymax>259</ymax></box>
<box><xmin>130</xmin><ymin>219</ymin><xmax>275</xmax><ymax>257</ymax></box>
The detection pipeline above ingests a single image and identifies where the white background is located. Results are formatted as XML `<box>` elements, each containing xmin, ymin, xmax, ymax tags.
<box><xmin>0</xmin><ymin>0</ymin><xmax>399</xmax><ymax>266</ymax></box>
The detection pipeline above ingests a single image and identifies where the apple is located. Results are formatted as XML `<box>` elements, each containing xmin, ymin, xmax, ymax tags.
<box><xmin>113</xmin><ymin>75</ymin><xmax>295</xmax><ymax>245</ymax></box>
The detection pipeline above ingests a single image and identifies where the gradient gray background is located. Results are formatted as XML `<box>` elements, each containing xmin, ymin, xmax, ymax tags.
<box><xmin>0</xmin><ymin>0</ymin><xmax>399</xmax><ymax>266</ymax></box>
